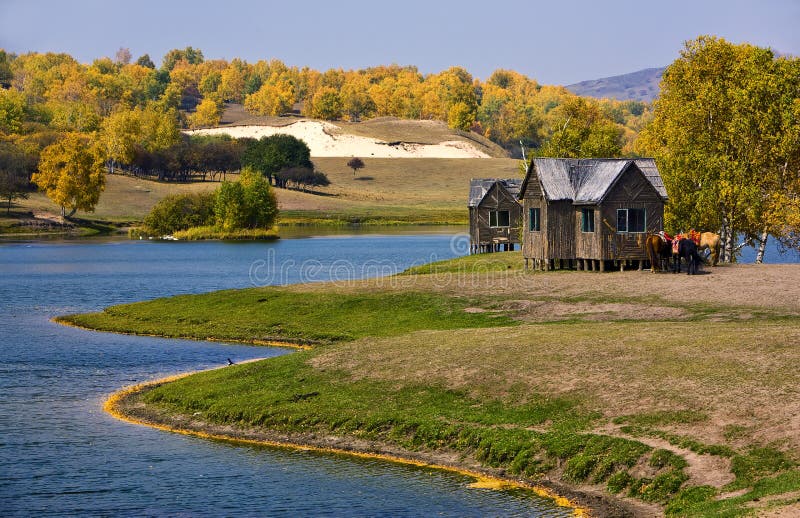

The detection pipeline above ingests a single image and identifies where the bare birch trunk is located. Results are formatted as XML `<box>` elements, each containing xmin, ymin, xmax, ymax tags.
<box><xmin>724</xmin><ymin>225</ymin><xmax>736</xmax><ymax>263</ymax></box>
<box><xmin>755</xmin><ymin>229</ymin><xmax>769</xmax><ymax>264</ymax></box>
<box><xmin>719</xmin><ymin>223</ymin><xmax>728</xmax><ymax>263</ymax></box>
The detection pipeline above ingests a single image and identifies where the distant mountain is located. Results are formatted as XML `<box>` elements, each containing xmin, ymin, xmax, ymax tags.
<box><xmin>566</xmin><ymin>67</ymin><xmax>665</xmax><ymax>102</ymax></box>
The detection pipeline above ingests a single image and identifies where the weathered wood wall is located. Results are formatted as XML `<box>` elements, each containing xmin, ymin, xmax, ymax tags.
<box><xmin>521</xmin><ymin>163</ymin><xmax>665</xmax><ymax>264</ymax></box>
<box><xmin>470</xmin><ymin>183</ymin><xmax>522</xmax><ymax>250</ymax></box>
<box><xmin>574</xmin><ymin>206</ymin><xmax>601</xmax><ymax>259</ymax></box>
<box><xmin>599</xmin><ymin>166</ymin><xmax>664</xmax><ymax>260</ymax></box>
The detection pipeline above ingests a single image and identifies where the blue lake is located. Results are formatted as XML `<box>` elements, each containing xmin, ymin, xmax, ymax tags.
<box><xmin>0</xmin><ymin>234</ymin><xmax>574</xmax><ymax>517</ymax></box>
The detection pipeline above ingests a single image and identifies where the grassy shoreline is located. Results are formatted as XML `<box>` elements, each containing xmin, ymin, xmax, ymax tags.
<box><xmin>58</xmin><ymin>257</ymin><xmax>800</xmax><ymax>516</ymax></box>
<box><xmin>105</xmin><ymin>374</ymin><xmax>595</xmax><ymax>516</ymax></box>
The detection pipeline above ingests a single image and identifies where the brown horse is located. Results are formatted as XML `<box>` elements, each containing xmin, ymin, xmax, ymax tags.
<box><xmin>646</xmin><ymin>234</ymin><xmax>671</xmax><ymax>272</ymax></box>
<box><xmin>699</xmin><ymin>232</ymin><xmax>721</xmax><ymax>266</ymax></box>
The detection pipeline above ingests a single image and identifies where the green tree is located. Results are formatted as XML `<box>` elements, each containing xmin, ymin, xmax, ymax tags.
<box><xmin>0</xmin><ymin>140</ymin><xmax>30</xmax><ymax>213</ymax></box>
<box><xmin>214</xmin><ymin>180</ymin><xmax>245</xmax><ymax>230</ymax></box>
<box><xmin>242</xmin><ymin>134</ymin><xmax>312</xmax><ymax>185</ymax></box>
<box><xmin>0</xmin><ymin>49</ymin><xmax>13</xmax><ymax>86</ymax></box>
<box><xmin>637</xmin><ymin>36</ymin><xmax>800</xmax><ymax>261</ymax></box>
<box><xmin>135</xmin><ymin>54</ymin><xmax>155</xmax><ymax>69</ymax></box>
<box><xmin>214</xmin><ymin>168</ymin><xmax>278</xmax><ymax>230</ymax></box>
<box><xmin>537</xmin><ymin>96</ymin><xmax>623</xmax><ymax>158</ymax></box>
<box><xmin>32</xmin><ymin>133</ymin><xmax>106</xmax><ymax>218</ymax></box>
<box><xmin>240</xmin><ymin>167</ymin><xmax>278</xmax><ymax>228</ymax></box>
<box><xmin>161</xmin><ymin>47</ymin><xmax>204</xmax><ymax>71</ymax></box>
<box><xmin>142</xmin><ymin>192</ymin><xmax>215</xmax><ymax>236</ymax></box>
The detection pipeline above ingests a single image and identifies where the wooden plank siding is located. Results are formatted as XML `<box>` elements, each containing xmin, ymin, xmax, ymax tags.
<box><xmin>574</xmin><ymin>205</ymin><xmax>601</xmax><ymax>259</ymax></box>
<box><xmin>598</xmin><ymin>165</ymin><xmax>664</xmax><ymax>260</ymax></box>
<box><xmin>519</xmin><ymin>158</ymin><xmax>667</xmax><ymax>268</ymax></box>
<box><xmin>522</xmin><ymin>198</ymin><xmax>546</xmax><ymax>259</ymax></box>
<box><xmin>471</xmin><ymin>182</ymin><xmax>522</xmax><ymax>251</ymax></box>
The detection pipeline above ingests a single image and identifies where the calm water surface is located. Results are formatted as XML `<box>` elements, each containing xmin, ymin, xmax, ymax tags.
<box><xmin>0</xmin><ymin>235</ymin><xmax>573</xmax><ymax>517</ymax></box>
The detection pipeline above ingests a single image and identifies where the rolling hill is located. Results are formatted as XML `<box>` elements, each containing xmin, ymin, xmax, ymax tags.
<box><xmin>566</xmin><ymin>67</ymin><xmax>665</xmax><ymax>102</ymax></box>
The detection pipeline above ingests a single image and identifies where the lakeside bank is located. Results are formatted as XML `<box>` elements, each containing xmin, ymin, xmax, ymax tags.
<box><xmin>104</xmin><ymin>373</ymin><xmax>595</xmax><ymax>517</ymax></box>
<box><xmin>57</xmin><ymin>254</ymin><xmax>800</xmax><ymax>516</ymax></box>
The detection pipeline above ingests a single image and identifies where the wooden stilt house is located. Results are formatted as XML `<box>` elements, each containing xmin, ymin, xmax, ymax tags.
<box><xmin>519</xmin><ymin>158</ymin><xmax>668</xmax><ymax>271</ymax></box>
<box><xmin>468</xmin><ymin>178</ymin><xmax>523</xmax><ymax>253</ymax></box>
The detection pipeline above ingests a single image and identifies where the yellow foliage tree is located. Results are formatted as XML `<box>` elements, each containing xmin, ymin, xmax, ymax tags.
<box><xmin>308</xmin><ymin>87</ymin><xmax>342</xmax><ymax>120</ymax></box>
<box><xmin>244</xmin><ymin>82</ymin><xmax>295</xmax><ymax>116</ymax></box>
<box><xmin>32</xmin><ymin>133</ymin><xmax>106</xmax><ymax>218</ymax></box>
<box><xmin>190</xmin><ymin>97</ymin><xmax>222</xmax><ymax>128</ymax></box>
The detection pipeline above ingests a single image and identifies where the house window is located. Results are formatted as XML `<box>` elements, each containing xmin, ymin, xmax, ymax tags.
<box><xmin>617</xmin><ymin>208</ymin><xmax>646</xmax><ymax>233</ymax></box>
<box><xmin>529</xmin><ymin>208</ymin><xmax>540</xmax><ymax>231</ymax></box>
<box><xmin>489</xmin><ymin>210</ymin><xmax>510</xmax><ymax>227</ymax></box>
<box><xmin>580</xmin><ymin>208</ymin><xmax>595</xmax><ymax>233</ymax></box>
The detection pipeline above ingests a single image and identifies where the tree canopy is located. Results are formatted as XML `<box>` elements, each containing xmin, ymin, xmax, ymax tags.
<box><xmin>637</xmin><ymin>36</ymin><xmax>800</xmax><ymax>260</ymax></box>
<box><xmin>215</xmin><ymin>167</ymin><xmax>277</xmax><ymax>230</ymax></box>
<box><xmin>32</xmin><ymin>133</ymin><xmax>105</xmax><ymax>218</ymax></box>
<box><xmin>241</xmin><ymin>134</ymin><xmax>313</xmax><ymax>184</ymax></box>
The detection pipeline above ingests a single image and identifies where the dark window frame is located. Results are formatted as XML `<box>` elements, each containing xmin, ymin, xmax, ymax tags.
<box><xmin>616</xmin><ymin>208</ymin><xmax>647</xmax><ymax>233</ymax></box>
<box><xmin>489</xmin><ymin>209</ymin><xmax>511</xmax><ymax>228</ymax></box>
<box><xmin>580</xmin><ymin>208</ymin><xmax>595</xmax><ymax>233</ymax></box>
<box><xmin>529</xmin><ymin>207</ymin><xmax>541</xmax><ymax>232</ymax></box>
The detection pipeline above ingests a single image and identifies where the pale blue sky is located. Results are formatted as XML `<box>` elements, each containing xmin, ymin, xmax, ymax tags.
<box><xmin>1</xmin><ymin>0</ymin><xmax>798</xmax><ymax>85</ymax></box>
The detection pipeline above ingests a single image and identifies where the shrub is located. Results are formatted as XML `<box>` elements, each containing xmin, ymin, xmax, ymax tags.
<box><xmin>215</xmin><ymin>167</ymin><xmax>278</xmax><ymax>230</ymax></box>
<box><xmin>141</xmin><ymin>192</ymin><xmax>214</xmax><ymax>236</ymax></box>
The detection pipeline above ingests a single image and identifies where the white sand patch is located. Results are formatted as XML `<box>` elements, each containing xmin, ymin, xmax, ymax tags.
<box><xmin>186</xmin><ymin>121</ymin><xmax>491</xmax><ymax>159</ymax></box>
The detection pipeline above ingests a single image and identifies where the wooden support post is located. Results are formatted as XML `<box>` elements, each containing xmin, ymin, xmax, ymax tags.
<box><xmin>577</xmin><ymin>259</ymin><xmax>582</xmax><ymax>271</ymax></box>
<box><xmin>620</xmin><ymin>260</ymin><xmax>624</xmax><ymax>272</ymax></box>
<box><xmin>599</xmin><ymin>259</ymin><xmax>605</xmax><ymax>272</ymax></box>
<box><xmin>638</xmin><ymin>260</ymin><xmax>643</xmax><ymax>271</ymax></box>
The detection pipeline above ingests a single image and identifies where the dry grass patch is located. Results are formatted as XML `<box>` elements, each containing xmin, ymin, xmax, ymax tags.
<box><xmin>310</xmin><ymin>321</ymin><xmax>800</xmax><ymax>450</ymax></box>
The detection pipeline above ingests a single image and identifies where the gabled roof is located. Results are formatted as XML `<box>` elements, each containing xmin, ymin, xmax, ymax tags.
<box><xmin>468</xmin><ymin>178</ymin><xmax>523</xmax><ymax>207</ymax></box>
<box><xmin>519</xmin><ymin>158</ymin><xmax>668</xmax><ymax>203</ymax></box>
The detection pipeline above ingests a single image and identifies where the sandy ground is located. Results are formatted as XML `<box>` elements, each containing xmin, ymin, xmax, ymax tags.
<box><xmin>186</xmin><ymin>120</ymin><xmax>492</xmax><ymax>158</ymax></box>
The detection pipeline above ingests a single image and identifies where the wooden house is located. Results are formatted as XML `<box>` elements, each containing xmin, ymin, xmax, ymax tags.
<box><xmin>519</xmin><ymin>158</ymin><xmax>668</xmax><ymax>271</ymax></box>
<box><xmin>468</xmin><ymin>178</ymin><xmax>523</xmax><ymax>253</ymax></box>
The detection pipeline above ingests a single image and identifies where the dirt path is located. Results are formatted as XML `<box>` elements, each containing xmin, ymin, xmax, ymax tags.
<box><xmin>595</xmin><ymin>424</ymin><xmax>734</xmax><ymax>488</ymax></box>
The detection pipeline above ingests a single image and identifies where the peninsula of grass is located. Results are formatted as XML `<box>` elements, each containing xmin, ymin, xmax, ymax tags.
<box><xmin>64</xmin><ymin>258</ymin><xmax>800</xmax><ymax>516</ymax></box>
<box><xmin>58</xmin><ymin>289</ymin><xmax>518</xmax><ymax>345</ymax></box>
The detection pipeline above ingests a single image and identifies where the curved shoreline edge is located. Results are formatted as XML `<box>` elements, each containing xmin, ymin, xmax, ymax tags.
<box><xmin>52</xmin><ymin>317</ymin><xmax>314</xmax><ymax>350</ymax></box>
<box><xmin>104</xmin><ymin>371</ymin><xmax>592</xmax><ymax>517</ymax></box>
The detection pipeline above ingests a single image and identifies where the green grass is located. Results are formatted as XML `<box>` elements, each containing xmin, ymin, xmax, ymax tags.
<box><xmin>136</xmin><ymin>350</ymin><xmax>652</xmax><ymax>490</ymax></box>
<box><xmin>170</xmin><ymin>226</ymin><xmax>280</xmax><ymax>240</ymax></box>
<box><xmin>59</xmin><ymin>288</ymin><xmax>518</xmax><ymax>345</ymax></box>
<box><xmin>63</xmin><ymin>259</ymin><xmax>800</xmax><ymax>515</ymax></box>
<box><xmin>401</xmin><ymin>251</ymin><xmax>523</xmax><ymax>275</ymax></box>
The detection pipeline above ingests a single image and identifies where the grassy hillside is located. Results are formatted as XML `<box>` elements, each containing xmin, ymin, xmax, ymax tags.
<box><xmin>4</xmin><ymin>157</ymin><xmax>521</xmax><ymax>231</ymax></box>
<box><xmin>65</xmin><ymin>261</ymin><xmax>800</xmax><ymax>516</ymax></box>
